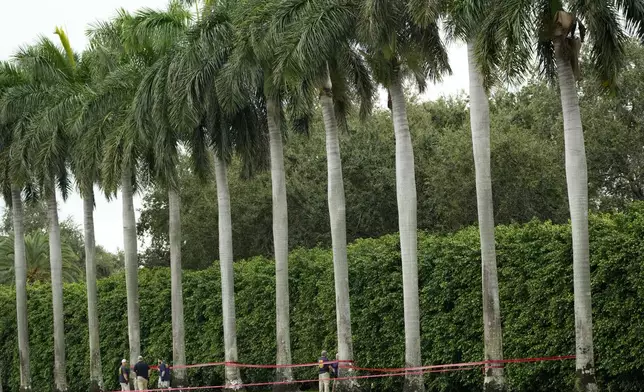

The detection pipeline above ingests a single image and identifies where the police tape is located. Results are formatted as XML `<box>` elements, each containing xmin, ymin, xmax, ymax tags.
<box><xmin>115</xmin><ymin>355</ymin><xmax>575</xmax><ymax>392</ymax></box>
<box><xmin>163</xmin><ymin>354</ymin><xmax>574</xmax><ymax>371</ymax></box>
<box><xmin>111</xmin><ymin>366</ymin><xmax>478</xmax><ymax>392</ymax></box>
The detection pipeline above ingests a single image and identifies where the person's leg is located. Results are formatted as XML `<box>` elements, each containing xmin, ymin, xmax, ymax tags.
<box><xmin>319</xmin><ymin>374</ymin><xmax>324</xmax><ymax>392</ymax></box>
<box><xmin>142</xmin><ymin>378</ymin><xmax>148</xmax><ymax>390</ymax></box>
<box><xmin>323</xmin><ymin>373</ymin><xmax>330</xmax><ymax>392</ymax></box>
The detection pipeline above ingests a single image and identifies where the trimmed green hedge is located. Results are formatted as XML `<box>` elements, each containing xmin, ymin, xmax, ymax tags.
<box><xmin>1</xmin><ymin>204</ymin><xmax>644</xmax><ymax>391</ymax></box>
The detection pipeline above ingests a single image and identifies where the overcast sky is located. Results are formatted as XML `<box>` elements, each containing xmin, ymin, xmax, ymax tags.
<box><xmin>0</xmin><ymin>0</ymin><xmax>469</xmax><ymax>253</ymax></box>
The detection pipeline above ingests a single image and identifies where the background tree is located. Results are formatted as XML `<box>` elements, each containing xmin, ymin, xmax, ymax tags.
<box><xmin>0</xmin><ymin>232</ymin><xmax>82</xmax><ymax>284</ymax></box>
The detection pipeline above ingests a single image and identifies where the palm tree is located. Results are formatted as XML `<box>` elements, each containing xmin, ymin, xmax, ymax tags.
<box><xmin>217</xmin><ymin>1</ymin><xmax>309</xmax><ymax>388</ymax></box>
<box><xmin>479</xmin><ymin>1</ymin><xmax>644</xmax><ymax>390</ymax></box>
<box><xmin>157</xmin><ymin>3</ymin><xmax>270</xmax><ymax>386</ymax></box>
<box><xmin>358</xmin><ymin>3</ymin><xmax>450</xmax><ymax>390</ymax></box>
<box><xmin>128</xmin><ymin>3</ymin><xmax>206</xmax><ymax>385</ymax></box>
<box><xmin>82</xmin><ymin>13</ymin><xmax>151</xmax><ymax>377</ymax></box>
<box><xmin>0</xmin><ymin>231</ymin><xmax>82</xmax><ymax>284</ymax></box>
<box><xmin>67</xmin><ymin>52</ymin><xmax>107</xmax><ymax>392</ymax></box>
<box><xmin>10</xmin><ymin>188</ymin><xmax>31</xmax><ymax>392</ymax></box>
<box><xmin>0</xmin><ymin>61</ymin><xmax>32</xmax><ymax>392</ymax></box>
<box><xmin>270</xmin><ymin>3</ymin><xmax>376</xmax><ymax>389</ymax></box>
<box><xmin>5</xmin><ymin>36</ymin><xmax>81</xmax><ymax>392</ymax></box>
<box><xmin>410</xmin><ymin>0</ymin><xmax>505</xmax><ymax>389</ymax></box>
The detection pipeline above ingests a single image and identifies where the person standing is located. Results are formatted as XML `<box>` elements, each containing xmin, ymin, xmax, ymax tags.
<box><xmin>331</xmin><ymin>353</ymin><xmax>339</xmax><ymax>378</ymax></box>
<box><xmin>133</xmin><ymin>355</ymin><xmax>149</xmax><ymax>391</ymax></box>
<box><xmin>318</xmin><ymin>350</ymin><xmax>331</xmax><ymax>392</ymax></box>
<box><xmin>157</xmin><ymin>359</ymin><xmax>171</xmax><ymax>389</ymax></box>
<box><xmin>119</xmin><ymin>359</ymin><xmax>130</xmax><ymax>391</ymax></box>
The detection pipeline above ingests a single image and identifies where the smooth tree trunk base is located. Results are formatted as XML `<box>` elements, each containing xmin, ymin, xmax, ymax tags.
<box><xmin>272</xmin><ymin>383</ymin><xmax>300</xmax><ymax>392</ymax></box>
<box><xmin>224</xmin><ymin>385</ymin><xmax>246</xmax><ymax>392</ymax></box>
<box><xmin>483</xmin><ymin>379</ymin><xmax>507</xmax><ymax>392</ymax></box>
<box><xmin>88</xmin><ymin>380</ymin><xmax>101</xmax><ymax>392</ymax></box>
<box><xmin>576</xmin><ymin>364</ymin><xmax>598</xmax><ymax>392</ymax></box>
<box><xmin>334</xmin><ymin>375</ymin><xmax>361</xmax><ymax>392</ymax></box>
<box><xmin>272</xmin><ymin>371</ymin><xmax>299</xmax><ymax>392</ymax></box>
<box><xmin>483</xmin><ymin>365</ymin><xmax>506</xmax><ymax>392</ymax></box>
<box><xmin>171</xmin><ymin>377</ymin><xmax>186</xmax><ymax>388</ymax></box>
<box><xmin>403</xmin><ymin>372</ymin><xmax>424</xmax><ymax>392</ymax></box>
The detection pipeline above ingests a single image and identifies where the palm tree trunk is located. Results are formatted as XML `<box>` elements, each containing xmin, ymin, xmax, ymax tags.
<box><xmin>11</xmin><ymin>185</ymin><xmax>31</xmax><ymax>392</ymax></box>
<box><xmin>83</xmin><ymin>189</ymin><xmax>104</xmax><ymax>392</ymax></box>
<box><xmin>47</xmin><ymin>183</ymin><xmax>67</xmax><ymax>392</ymax></box>
<box><xmin>214</xmin><ymin>154</ymin><xmax>244</xmax><ymax>390</ymax></box>
<box><xmin>320</xmin><ymin>70</ymin><xmax>356</xmax><ymax>392</ymax></box>
<box><xmin>266</xmin><ymin>97</ymin><xmax>294</xmax><ymax>391</ymax></box>
<box><xmin>388</xmin><ymin>75</ymin><xmax>424</xmax><ymax>392</ymax></box>
<box><xmin>121</xmin><ymin>167</ymin><xmax>140</xmax><ymax>386</ymax></box>
<box><xmin>554</xmin><ymin>41</ymin><xmax>598</xmax><ymax>392</ymax></box>
<box><xmin>467</xmin><ymin>42</ymin><xmax>505</xmax><ymax>392</ymax></box>
<box><xmin>168</xmin><ymin>187</ymin><xmax>186</xmax><ymax>387</ymax></box>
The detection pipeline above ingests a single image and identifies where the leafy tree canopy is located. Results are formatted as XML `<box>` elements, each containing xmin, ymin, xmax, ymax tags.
<box><xmin>0</xmin><ymin>200</ymin><xmax>123</xmax><ymax>283</ymax></box>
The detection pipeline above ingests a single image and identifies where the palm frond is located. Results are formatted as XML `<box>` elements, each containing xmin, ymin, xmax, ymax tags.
<box><xmin>573</xmin><ymin>0</ymin><xmax>626</xmax><ymax>88</ymax></box>
<box><xmin>617</xmin><ymin>0</ymin><xmax>644</xmax><ymax>41</ymax></box>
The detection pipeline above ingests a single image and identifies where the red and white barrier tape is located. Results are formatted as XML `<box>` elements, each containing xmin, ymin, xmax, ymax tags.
<box><xmin>113</xmin><ymin>355</ymin><xmax>574</xmax><ymax>392</ymax></box>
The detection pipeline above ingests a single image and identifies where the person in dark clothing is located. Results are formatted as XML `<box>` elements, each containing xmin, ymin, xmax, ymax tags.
<box><xmin>133</xmin><ymin>356</ymin><xmax>150</xmax><ymax>391</ymax></box>
<box><xmin>331</xmin><ymin>353</ymin><xmax>339</xmax><ymax>378</ymax></box>
<box><xmin>119</xmin><ymin>359</ymin><xmax>130</xmax><ymax>391</ymax></box>
<box><xmin>157</xmin><ymin>359</ymin><xmax>171</xmax><ymax>389</ymax></box>
<box><xmin>318</xmin><ymin>350</ymin><xmax>331</xmax><ymax>392</ymax></box>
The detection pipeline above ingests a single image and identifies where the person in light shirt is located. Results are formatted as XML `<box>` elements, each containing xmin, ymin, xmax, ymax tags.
<box><xmin>118</xmin><ymin>359</ymin><xmax>130</xmax><ymax>391</ymax></box>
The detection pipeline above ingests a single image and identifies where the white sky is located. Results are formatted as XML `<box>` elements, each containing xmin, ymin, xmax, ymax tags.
<box><xmin>0</xmin><ymin>0</ymin><xmax>468</xmax><ymax>253</ymax></box>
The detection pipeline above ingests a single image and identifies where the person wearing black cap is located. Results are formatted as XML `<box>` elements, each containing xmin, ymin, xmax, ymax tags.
<box><xmin>133</xmin><ymin>355</ymin><xmax>150</xmax><ymax>390</ymax></box>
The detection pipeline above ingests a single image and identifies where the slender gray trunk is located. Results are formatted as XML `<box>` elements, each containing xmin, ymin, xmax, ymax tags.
<box><xmin>83</xmin><ymin>189</ymin><xmax>104</xmax><ymax>392</ymax></box>
<box><xmin>266</xmin><ymin>97</ymin><xmax>295</xmax><ymax>392</ymax></box>
<box><xmin>214</xmin><ymin>155</ymin><xmax>244</xmax><ymax>390</ymax></box>
<box><xmin>11</xmin><ymin>186</ymin><xmax>31</xmax><ymax>392</ymax></box>
<box><xmin>554</xmin><ymin>41</ymin><xmax>598</xmax><ymax>392</ymax></box>
<box><xmin>168</xmin><ymin>188</ymin><xmax>186</xmax><ymax>387</ymax></box>
<box><xmin>389</xmin><ymin>75</ymin><xmax>424</xmax><ymax>392</ymax></box>
<box><xmin>121</xmin><ymin>168</ymin><xmax>140</xmax><ymax>386</ymax></box>
<box><xmin>320</xmin><ymin>70</ymin><xmax>357</xmax><ymax>392</ymax></box>
<box><xmin>47</xmin><ymin>183</ymin><xmax>67</xmax><ymax>392</ymax></box>
<box><xmin>467</xmin><ymin>43</ymin><xmax>505</xmax><ymax>392</ymax></box>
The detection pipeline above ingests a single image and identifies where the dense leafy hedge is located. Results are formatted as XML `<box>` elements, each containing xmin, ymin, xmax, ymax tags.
<box><xmin>1</xmin><ymin>204</ymin><xmax>643</xmax><ymax>391</ymax></box>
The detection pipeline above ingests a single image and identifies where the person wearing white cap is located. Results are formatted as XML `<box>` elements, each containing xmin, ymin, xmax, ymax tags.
<box><xmin>133</xmin><ymin>355</ymin><xmax>150</xmax><ymax>390</ymax></box>
<box><xmin>119</xmin><ymin>359</ymin><xmax>130</xmax><ymax>390</ymax></box>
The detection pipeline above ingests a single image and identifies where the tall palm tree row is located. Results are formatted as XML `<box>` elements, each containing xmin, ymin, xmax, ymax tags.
<box><xmin>478</xmin><ymin>1</ymin><xmax>644</xmax><ymax>390</ymax></box>
<box><xmin>3</xmin><ymin>0</ymin><xmax>643</xmax><ymax>391</ymax></box>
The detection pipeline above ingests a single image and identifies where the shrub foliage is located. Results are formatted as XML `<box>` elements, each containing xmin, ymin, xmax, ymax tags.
<box><xmin>1</xmin><ymin>204</ymin><xmax>643</xmax><ymax>391</ymax></box>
